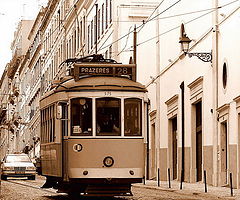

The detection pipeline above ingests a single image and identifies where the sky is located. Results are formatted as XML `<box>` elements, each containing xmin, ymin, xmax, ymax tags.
<box><xmin>0</xmin><ymin>0</ymin><xmax>48</xmax><ymax>77</ymax></box>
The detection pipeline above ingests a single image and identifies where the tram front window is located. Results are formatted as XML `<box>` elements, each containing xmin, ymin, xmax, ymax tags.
<box><xmin>96</xmin><ymin>98</ymin><xmax>121</xmax><ymax>136</ymax></box>
<box><xmin>71</xmin><ymin>98</ymin><xmax>92</xmax><ymax>136</ymax></box>
<box><xmin>124</xmin><ymin>98</ymin><xmax>142</xmax><ymax>136</ymax></box>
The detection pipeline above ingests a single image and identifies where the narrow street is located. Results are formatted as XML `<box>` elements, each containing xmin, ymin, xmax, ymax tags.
<box><xmin>0</xmin><ymin>176</ymin><xmax>236</xmax><ymax>200</ymax></box>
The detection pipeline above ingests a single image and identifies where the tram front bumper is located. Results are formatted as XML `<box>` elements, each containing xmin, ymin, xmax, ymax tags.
<box><xmin>69</xmin><ymin>168</ymin><xmax>144</xmax><ymax>179</ymax></box>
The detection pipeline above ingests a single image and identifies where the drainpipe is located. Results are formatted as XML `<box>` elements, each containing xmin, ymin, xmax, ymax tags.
<box><xmin>146</xmin><ymin>99</ymin><xmax>150</xmax><ymax>180</ymax></box>
<box><xmin>180</xmin><ymin>82</ymin><xmax>185</xmax><ymax>181</ymax></box>
<box><xmin>212</xmin><ymin>0</ymin><xmax>219</xmax><ymax>186</ymax></box>
<box><xmin>155</xmin><ymin>7</ymin><xmax>161</xmax><ymax>181</ymax></box>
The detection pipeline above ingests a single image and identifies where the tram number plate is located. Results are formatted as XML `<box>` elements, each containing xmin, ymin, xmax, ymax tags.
<box><xmin>104</xmin><ymin>91</ymin><xmax>111</xmax><ymax>96</ymax></box>
<box><xmin>116</xmin><ymin>67</ymin><xmax>132</xmax><ymax>75</ymax></box>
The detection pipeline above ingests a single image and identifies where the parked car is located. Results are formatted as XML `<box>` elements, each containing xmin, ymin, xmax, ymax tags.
<box><xmin>1</xmin><ymin>154</ymin><xmax>36</xmax><ymax>180</ymax></box>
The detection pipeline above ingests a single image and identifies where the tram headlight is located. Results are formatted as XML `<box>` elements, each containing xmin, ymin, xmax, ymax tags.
<box><xmin>83</xmin><ymin>170</ymin><xmax>88</xmax><ymax>175</ymax></box>
<box><xmin>3</xmin><ymin>166</ymin><xmax>14</xmax><ymax>170</ymax></box>
<box><xmin>103</xmin><ymin>156</ymin><xmax>114</xmax><ymax>167</ymax></box>
<box><xmin>129</xmin><ymin>170</ymin><xmax>134</xmax><ymax>175</ymax></box>
<box><xmin>27</xmin><ymin>166</ymin><xmax>36</xmax><ymax>170</ymax></box>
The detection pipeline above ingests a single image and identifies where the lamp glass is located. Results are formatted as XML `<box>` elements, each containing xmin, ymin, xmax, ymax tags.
<box><xmin>181</xmin><ymin>42</ymin><xmax>189</xmax><ymax>54</ymax></box>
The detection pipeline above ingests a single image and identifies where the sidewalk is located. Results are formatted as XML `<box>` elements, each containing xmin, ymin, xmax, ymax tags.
<box><xmin>133</xmin><ymin>180</ymin><xmax>240</xmax><ymax>199</ymax></box>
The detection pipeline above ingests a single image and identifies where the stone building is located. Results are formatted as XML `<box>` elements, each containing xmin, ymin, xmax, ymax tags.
<box><xmin>0</xmin><ymin>20</ymin><xmax>34</xmax><ymax>159</ymax></box>
<box><xmin>136</xmin><ymin>0</ymin><xmax>240</xmax><ymax>189</ymax></box>
<box><xmin>0</xmin><ymin>0</ymin><xmax>155</xmax><ymax>159</ymax></box>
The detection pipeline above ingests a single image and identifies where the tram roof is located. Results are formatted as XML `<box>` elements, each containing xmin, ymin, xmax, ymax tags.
<box><xmin>43</xmin><ymin>76</ymin><xmax>147</xmax><ymax>98</ymax></box>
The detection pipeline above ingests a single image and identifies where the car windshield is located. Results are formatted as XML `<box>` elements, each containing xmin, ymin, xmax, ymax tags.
<box><xmin>5</xmin><ymin>155</ymin><xmax>31</xmax><ymax>163</ymax></box>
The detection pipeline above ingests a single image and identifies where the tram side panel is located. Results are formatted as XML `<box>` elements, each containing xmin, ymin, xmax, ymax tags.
<box><xmin>40</xmin><ymin>103</ymin><xmax>63</xmax><ymax>177</ymax></box>
<box><xmin>66</xmin><ymin>138</ymin><xmax>144</xmax><ymax>181</ymax></box>
<box><xmin>41</xmin><ymin>143</ymin><xmax>62</xmax><ymax>176</ymax></box>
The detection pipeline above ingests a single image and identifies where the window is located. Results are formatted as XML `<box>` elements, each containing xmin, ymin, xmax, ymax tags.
<box><xmin>73</xmin><ymin>30</ymin><xmax>76</xmax><ymax>55</ymax></box>
<box><xmin>80</xmin><ymin>20</ymin><xmax>82</xmax><ymax>47</ymax></box>
<box><xmin>88</xmin><ymin>24</ymin><xmax>90</xmax><ymax>52</ymax></box>
<box><xmin>59</xmin><ymin>102</ymin><xmax>68</xmax><ymax>137</ymax></box>
<box><xmin>98</xmin><ymin>9</ymin><xmax>101</xmax><ymax>39</ymax></box>
<box><xmin>222</xmin><ymin>62</ymin><xmax>227</xmax><ymax>89</ymax></box>
<box><xmin>96</xmin><ymin>98</ymin><xmax>121</xmax><ymax>136</ymax></box>
<box><xmin>105</xmin><ymin>0</ymin><xmax>108</xmax><ymax>29</ymax></box>
<box><xmin>91</xmin><ymin>20</ymin><xmax>93</xmax><ymax>48</ymax></box>
<box><xmin>110</xmin><ymin>0</ymin><xmax>112</xmax><ymax>23</ymax></box>
<box><xmin>102</xmin><ymin>4</ymin><xmax>104</xmax><ymax>34</ymax></box>
<box><xmin>94</xmin><ymin>14</ymin><xmax>97</xmax><ymax>44</ymax></box>
<box><xmin>124</xmin><ymin>98</ymin><xmax>142</xmax><ymax>136</ymax></box>
<box><xmin>83</xmin><ymin>16</ymin><xmax>86</xmax><ymax>41</ymax></box>
<box><xmin>71</xmin><ymin>98</ymin><xmax>92</xmax><ymax>136</ymax></box>
<box><xmin>40</xmin><ymin>105</ymin><xmax>55</xmax><ymax>143</ymax></box>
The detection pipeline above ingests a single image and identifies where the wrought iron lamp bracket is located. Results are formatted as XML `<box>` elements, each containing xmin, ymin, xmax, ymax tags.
<box><xmin>187</xmin><ymin>52</ymin><xmax>212</xmax><ymax>63</ymax></box>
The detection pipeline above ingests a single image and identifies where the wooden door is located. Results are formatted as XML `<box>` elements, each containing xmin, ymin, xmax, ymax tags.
<box><xmin>196</xmin><ymin>102</ymin><xmax>202</xmax><ymax>182</ymax></box>
<box><xmin>221</xmin><ymin>122</ymin><xmax>228</xmax><ymax>184</ymax></box>
<box><xmin>172</xmin><ymin>117</ymin><xmax>178</xmax><ymax>180</ymax></box>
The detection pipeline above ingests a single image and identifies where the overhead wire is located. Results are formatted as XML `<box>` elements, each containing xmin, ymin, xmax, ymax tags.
<box><xmin>136</xmin><ymin>10</ymin><xmax>214</xmax><ymax>48</ymax></box>
<box><xmin>98</xmin><ymin>0</ymin><xmax>182</xmax><ymax>52</ymax></box>
<box><xmin>117</xmin><ymin>26</ymin><xmax>133</xmax><ymax>56</ymax></box>
<box><xmin>137</xmin><ymin>0</ymin><xmax>166</xmax><ymax>33</ymax></box>
<box><xmin>39</xmin><ymin>0</ymin><xmax>239</xmax><ymax>58</ymax></box>
<box><xmin>118</xmin><ymin>0</ymin><xmax>240</xmax><ymax>54</ymax></box>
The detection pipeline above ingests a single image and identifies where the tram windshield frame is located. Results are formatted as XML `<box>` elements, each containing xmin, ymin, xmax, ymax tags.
<box><xmin>70</xmin><ymin>97</ymin><xmax>143</xmax><ymax>137</ymax></box>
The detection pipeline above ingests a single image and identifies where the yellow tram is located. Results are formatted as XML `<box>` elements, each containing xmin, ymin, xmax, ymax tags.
<box><xmin>40</xmin><ymin>55</ymin><xmax>148</xmax><ymax>196</ymax></box>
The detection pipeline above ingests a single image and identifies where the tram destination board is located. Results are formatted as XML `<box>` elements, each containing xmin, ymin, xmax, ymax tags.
<box><xmin>73</xmin><ymin>63</ymin><xmax>136</xmax><ymax>81</ymax></box>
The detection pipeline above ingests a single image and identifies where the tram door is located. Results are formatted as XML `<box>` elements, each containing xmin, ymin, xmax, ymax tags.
<box><xmin>58</xmin><ymin>102</ymin><xmax>68</xmax><ymax>178</ymax></box>
<box><xmin>195</xmin><ymin>101</ymin><xmax>202</xmax><ymax>182</ymax></box>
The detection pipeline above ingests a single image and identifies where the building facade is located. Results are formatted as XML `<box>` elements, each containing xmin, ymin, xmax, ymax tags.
<box><xmin>0</xmin><ymin>0</ymin><xmax>156</xmax><ymax>159</ymax></box>
<box><xmin>136</xmin><ymin>0</ymin><xmax>240</xmax><ymax>189</ymax></box>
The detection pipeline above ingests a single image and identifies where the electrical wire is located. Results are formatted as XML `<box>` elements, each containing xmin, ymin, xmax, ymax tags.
<box><xmin>136</xmin><ymin>10</ymin><xmax>214</xmax><ymax>48</ymax></box>
<box><xmin>33</xmin><ymin>0</ymin><xmax>240</xmax><ymax>62</ymax></box>
<box><xmin>98</xmin><ymin>0</ymin><xmax>182</xmax><ymax>52</ymax></box>
<box><xmin>117</xmin><ymin>26</ymin><xmax>133</xmax><ymax>56</ymax></box>
<box><xmin>137</xmin><ymin>0</ymin><xmax>166</xmax><ymax>33</ymax></box>
<box><xmin>118</xmin><ymin>0</ymin><xmax>240</xmax><ymax>53</ymax></box>
<box><xmin>99</xmin><ymin>0</ymin><xmax>239</xmax><ymax>53</ymax></box>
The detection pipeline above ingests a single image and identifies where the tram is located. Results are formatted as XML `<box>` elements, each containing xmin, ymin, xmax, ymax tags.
<box><xmin>40</xmin><ymin>54</ymin><xmax>148</xmax><ymax>196</ymax></box>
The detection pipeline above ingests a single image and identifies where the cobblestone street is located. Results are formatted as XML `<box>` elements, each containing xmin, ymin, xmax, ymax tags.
<box><xmin>0</xmin><ymin>176</ymin><xmax>238</xmax><ymax>200</ymax></box>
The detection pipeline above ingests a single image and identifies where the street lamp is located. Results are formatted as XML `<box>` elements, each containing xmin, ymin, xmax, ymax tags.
<box><xmin>179</xmin><ymin>25</ymin><xmax>212</xmax><ymax>63</ymax></box>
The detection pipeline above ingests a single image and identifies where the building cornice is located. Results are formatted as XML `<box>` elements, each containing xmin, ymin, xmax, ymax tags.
<box><xmin>216</xmin><ymin>103</ymin><xmax>230</xmax><ymax>114</ymax></box>
<box><xmin>40</xmin><ymin>0</ymin><xmax>59</xmax><ymax>32</ymax></box>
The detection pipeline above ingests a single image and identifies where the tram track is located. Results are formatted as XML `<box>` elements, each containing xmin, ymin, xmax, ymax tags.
<box><xmin>0</xmin><ymin>179</ymin><xmax>123</xmax><ymax>200</ymax></box>
<box><xmin>1</xmin><ymin>179</ymin><xmax>57</xmax><ymax>194</ymax></box>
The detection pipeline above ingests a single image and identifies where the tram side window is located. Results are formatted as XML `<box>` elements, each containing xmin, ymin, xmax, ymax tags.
<box><xmin>40</xmin><ymin>105</ymin><xmax>55</xmax><ymax>143</ymax></box>
<box><xmin>124</xmin><ymin>98</ymin><xmax>142</xmax><ymax>136</ymax></box>
<box><xmin>71</xmin><ymin>98</ymin><xmax>92</xmax><ymax>136</ymax></box>
<box><xmin>96</xmin><ymin>98</ymin><xmax>121</xmax><ymax>136</ymax></box>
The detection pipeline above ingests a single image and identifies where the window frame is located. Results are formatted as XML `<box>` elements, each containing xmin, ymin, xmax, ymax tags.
<box><xmin>70</xmin><ymin>97</ymin><xmax>93</xmax><ymax>136</ymax></box>
<box><xmin>124</xmin><ymin>98</ymin><xmax>142</xmax><ymax>136</ymax></box>
<box><xmin>95</xmin><ymin>97</ymin><xmax>121</xmax><ymax>136</ymax></box>
<box><xmin>40</xmin><ymin>104</ymin><xmax>56</xmax><ymax>144</ymax></box>
<box><xmin>67</xmin><ymin>96</ymin><xmax>144</xmax><ymax>138</ymax></box>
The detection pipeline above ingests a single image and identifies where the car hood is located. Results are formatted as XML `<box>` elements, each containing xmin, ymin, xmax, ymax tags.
<box><xmin>3</xmin><ymin>162</ymin><xmax>35</xmax><ymax>167</ymax></box>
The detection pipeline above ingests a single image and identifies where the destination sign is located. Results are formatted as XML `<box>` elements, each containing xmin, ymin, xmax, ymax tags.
<box><xmin>80</xmin><ymin>67</ymin><xmax>113</xmax><ymax>74</ymax></box>
<box><xmin>73</xmin><ymin>64</ymin><xmax>136</xmax><ymax>81</ymax></box>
